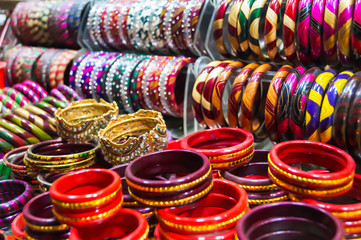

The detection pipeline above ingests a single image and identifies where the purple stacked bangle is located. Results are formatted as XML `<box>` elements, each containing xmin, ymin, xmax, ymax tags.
<box><xmin>23</xmin><ymin>80</ymin><xmax>48</xmax><ymax>99</ymax></box>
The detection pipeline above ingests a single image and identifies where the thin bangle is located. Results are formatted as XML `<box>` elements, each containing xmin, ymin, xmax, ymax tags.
<box><xmin>283</xmin><ymin>0</ymin><xmax>300</xmax><ymax>64</ymax></box>
<box><xmin>323</xmin><ymin>0</ymin><xmax>339</xmax><ymax>66</ymax></box>
<box><xmin>338</xmin><ymin>0</ymin><xmax>354</xmax><ymax>66</ymax></box>
<box><xmin>296</xmin><ymin>0</ymin><xmax>313</xmax><ymax>65</ymax></box>
<box><xmin>310</xmin><ymin>0</ymin><xmax>326</xmax><ymax>62</ymax></box>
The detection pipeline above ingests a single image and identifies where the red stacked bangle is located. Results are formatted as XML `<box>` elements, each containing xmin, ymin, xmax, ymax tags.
<box><xmin>180</xmin><ymin>128</ymin><xmax>254</xmax><ymax>170</ymax></box>
<box><xmin>269</xmin><ymin>140</ymin><xmax>355</xmax><ymax>198</ymax></box>
<box><xmin>49</xmin><ymin>169</ymin><xmax>122</xmax><ymax>227</ymax></box>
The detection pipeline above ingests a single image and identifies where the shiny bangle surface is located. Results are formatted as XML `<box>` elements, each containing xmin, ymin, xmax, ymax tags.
<box><xmin>347</xmin><ymin>77</ymin><xmax>361</xmax><ymax>158</ymax></box>
<box><xmin>228</xmin><ymin>0</ymin><xmax>244</xmax><ymax>57</ymax></box>
<box><xmin>11</xmin><ymin>213</ymin><xmax>25</xmax><ymax>239</ymax></box>
<box><xmin>283</xmin><ymin>0</ymin><xmax>300</xmax><ymax>64</ymax></box>
<box><xmin>352</xmin><ymin>0</ymin><xmax>361</xmax><ymax>58</ymax></box>
<box><xmin>238</xmin><ymin>0</ymin><xmax>257</xmax><ymax>59</ymax></box>
<box><xmin>310</xmin><ymin>0</ymin><xmax>326</xmax><ymax>62</ymax></box>
<box><xmin>3</xmin><ymin>88</ymin><xmax>30</xmax><ymax>107</ymax></box>
<box><xmin>213</xmin><ymin>0</ymin><xmax>233</xmax><ymax>57</ymax></box>
<box><xmin>296</xmin><ymin>0</ymin><xmax>312</xmax><ymax>65</ymax></box>
<box><xmin>323</xmin><ymin>0</ymin><xmax>339</xmax><ymax>65</ymax></box>
<box><xmin>248</xmin><ymin>0</ymin><xmax>268</xmax><ymax>60</ymax></box>
<box><xmin>338</xmin><ymin>0</ymin><xmax>354</xmax><ymax>66</ymax></box>
<box><xmin>0</xmin><ymin>124</ymin><xmax>27</xmax><ymax>148</ymax></box>
<box><xmin>23</xmin><ymin>80</ymin><xmax>48</xmax><ymax>99</ymax></box>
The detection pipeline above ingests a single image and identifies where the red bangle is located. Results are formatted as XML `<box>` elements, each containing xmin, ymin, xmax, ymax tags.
<box><xmin>269</xmin><ymin>140</ymin><xmax>355</xmax><ymax>198</ymax></box>
<box><xmin>283</xmin><ymin>0</ymin><xmax>300</xmax><ymax>64</ymax></box>
<box><xmin>181</xmin><ymin>128</ymin><xmax>254</xmax><ymax>169</ymax></box>
<box><xmin>156</xmin><ymin>179</ymin><xmax>248</xmax><ymax>235</ymax></box>
<box><xmin>213</xmin><ymin>0</ymin><xmax>233</xmax><ymax>57</ymax></box>
<box><xmin>11</xmin><ymin>213</ymin><xmax>25</xmax><ymax>240</ymax></box>
<box><xmin>69</xmin><ymin>208</ymin><xmax>148</xmax><ymax>240</ymax></box>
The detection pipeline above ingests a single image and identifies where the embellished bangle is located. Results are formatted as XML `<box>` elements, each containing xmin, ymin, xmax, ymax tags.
<box><xmin>171</xmin><ymin>1</ymin><xmax>188</xmax><ymax>54</ymax></box>
<box><xmin>227</xmin><ymin>63</ymin><xmax>259</xmax><ymax>128</ymax></box>
<box><xmin>323</xmin><ymin>0</ymin><xmax>339</xmax><ymax>66</ymax></box>
<box><xmin>22</xmin><ymin>104</ymin><xmax>57</xmax><ymax>127</ymax></box>
<box><xmin>347</xmin><ymin>77</ymin><xmax>361</xmax><ymax>158</ymax></box>
<box><xmin>69</xmin><ymin>52</ymin><xmax>91</xmax><ymax>90</ymax></box>
<box><xmin>210</xmin><ymin>61</ymin><xmax>244</xmax><ymax>128</ymax></box>
<box><xmin>269</xmin><ymin>140</ymin><xmax>355</xmax><ymax>198</ymax></box>
<box><xmin>156</xmin><ymin>179</ymin><xmax>248</xmax><ymax>235</ymax></box>
<box><xmin>296</xmin><ymin>0</ymin><xmax>312</xmax><ymax>65</ymax></box>
<box><xmin>192</xmin><ymin>61</ymin><xmax>222</xmax><ymax>128</ymax></box>
<box><xmin>98</xmin><ymin>110</ymin><xmax>168</xmax><ymax>165</ymax></box>
<box><xmin>319</xmin><ymin>71</ymin><xmax>354</xmax><ymax>145</ymax></box>
<box><xmin>55</xmin><ymin>99</ymin><xmax>118</xmax><ymax>143</ymax></box>
<box><xmin>11</xmin><ymin>213</ymin><xmax>25</xmax><ymax>240</ymax></box>
<box><xmin>0</xmin><ymin>179</ymin><xmax>35</xmax><ymax>219</ymax></box>
<box><xmin>69</xmin><ymin>208</ymin><xmax>148</xmax><ymax>240</ymax></box>
<box><xmin>240</xmin><ymin>64</ymin><xmax>274</xmax><ymax>142</ymax></box>
<box><xmin>264</xmin><ymin>65</ymin><xmax>293</xmax><ymax>142</ymax></box>
<box><xmin>228</xmin><ymin>0</ymin><xmax>244</xmax><ymax>57</ymax></box>
<box><xmin>23</xmin><ymin>80</ymin><xmax>48</xmax><ymax>99</ymax></box>
<box><xmin>238</xmin><ymin>0</ymin><xmax>257</xmax><ymax>60</ymax></box>
<box><xmin>236</xmin><ymin>202</ymin><xmax>344</xmax><ymax>240</ymax></box>
<box><xmin>283</xmin><ymin>0</ymin><xmax>300</xmax><ymax>64</ymax></box>
<box><xmin>50</xmin><ymin>169</ymin><xmax>122</xmax><ymax>227</ymax></box>
<box><xmin>338</xmin><ymin>0</ymin><xmax>354</xmax><ymax>66</ymax></box>
<box><xmin>352</xmin><ymin>0</ymin><xmax>361</xmax><ymax>58</ymax></box>
<box><xmin>2</xmin><ymin>88</ymin><xmax>30</xmax><ymax>107</ymax></box>
<box><xmin>0</xmin><ymin>118</ymin><xmax>39</xmax><ymax>145</ymax></box>
<box><xmin>305</xmin><ymin>69</ymin><xmax>337</xmax><ymax>142</ymax></box>
<box><xmin>310</xmin><ymin>0</ymin><xmax>326</xmax><ymax>62</ymax></box>
<box><xmin>289</xmin><ymin>67</ymin><xmax>322</xmax><ymax>140</ymax></box>
<box><xmin>333</xmin><ymin>73</ymin><xmax>361</xmax><ymax>149</ymax></box>
<box><xmin>50</xmin><ymin>89</ymin><xmax>69</xmax><ymax>104</ymax></box>
<box><xmin>180</xmin><ymin>128</ymin><xmax>254</xmax><ymax>170</ymax></box>
<box><xmin>213</xmin><ymin>0</ymin><xmax>233</xmax><ymax>57</ymax></box>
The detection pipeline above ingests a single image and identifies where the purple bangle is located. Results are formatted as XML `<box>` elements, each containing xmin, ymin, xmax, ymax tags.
<box><xmin>236</xmin><ymin>202</ymin><xmax>344</xmax><ymax>240</ymax></box>
<box><xmin>12</xmin><ymin>84</ymin><xmax>40</xmax><ymax>103</ymax></box>
<box><xmin>297</xmin><ymin>0</ymin><xmax>313</xmax><ymax>65</ymax></box>
<box><xmin>0</xmin><ymin>179</ymin><xmax>34</xmax><ymax>219</ymax></box>
<box><xmin>310</xmin><ymin>0</ymin><xmax>326</xmax><ymax>62</ymax></box>
<box><xmin>0</xmin><ymin>211</ymin><xmax>20</xmax><ymax>230</ymax></box>
<box><xmin>23</xmin><ymin>80</ymin><xmax>48</xmax><ymax>99</ymax></box>
<box><xmin>50</xmin><ymin>89</ymin><xmax>68</xmax><ymax>104</ymax></box>
<box><xmin>68</xmin><ymin>53</ymin><xmax>91</xmax><ymax>89</ymax></box>
<box><xmin>56</xmin><ymin>85</ymin><xmax>82</xmax><ymax>102</ymax></box>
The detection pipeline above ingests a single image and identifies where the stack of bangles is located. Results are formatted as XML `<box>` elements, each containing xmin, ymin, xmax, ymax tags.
<box><xmin>98</xmin><ymin>109</ymin><xmax>168</xmax><ymax>165</ymax></box>
<box><xmin>111</xmin><ymin>164</ymin><xmax>157</xmax><ymax>233</ymax></box>
<box><xmin>37</xmin><ymin>173</ymin><xmax>67</xmax><ymax>193</ymax></box>
<box><xmin>291</xmin><ymin>174</ymin><xmax>361</xmax><ymax>239</ymax></box>
<box><xmin>0</xmin><ymin>179</ymin><xmax>35</xmax><ymax>230</ymax></box>
<box><xmin>22</xmin><ymin>192</ymin><xmax>71</xmax><ymax>240</ymax></box>
<box><xmin>167</xmin><ymin>128</ymin><xmax>254</xmax><ymax>170</ymax></box>
<box><xmin>236</xmin><ymin>202</ymin><xmax>344</xmax><ymax>240</ymax></box>
<box><xmin>23</xmin><ymin>139</ymin><xmax>100</xmax><ymax>174</ymax></box>
<box><xmin>55</xmin><ymin>99</ymin><xmax>118</xmax><ymax>143</ymax></box>
<box><xmin>125</xmin><ymin>150</ymin><xmax>213</xmax><ymax>207</ymax></box>
<box><xmin>154</xmin><ymin>179</ymin><xmax>248</xmax><ymax>240</ymax></box>
<box><xmin>220</xmin><ymin>150</ymin><xmax>288</xmax><ymax>206</ymax></box>
<box><xmin>49</xmin><ymin>169</ymin><xmax>122</xmax><ymax>227</ymax></box>
<box><xmin>268</xmin><ymin>141</ymin><xmax>355</xmax><ymax>198</ymax></box>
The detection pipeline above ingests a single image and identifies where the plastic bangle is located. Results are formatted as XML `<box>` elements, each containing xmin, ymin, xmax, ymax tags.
<box><xmin>56</xmin><ymin>84</ymin><xmax>82</xmax><ymax>102</ymax></box>
<box><xmin>305</xmin><ymin>69</ymin><xmax>337</xmax><ymax>142</ymax></box>
<box><xmin>248</xmin><ymin>0</ymin><xmax>268</xmax><ymax>60</ymax></box>
<box><xmin>0</xmin><ymin>94</ymin><xmax>19</xmax><ymax>110</ymax></box>
<box><xmin>238</xmin><ymin>0</ymin><xmax>257</xmax><ymax>60</ymax></box>
<box><xmin>309</xmin><ymin>0</ymin><xmax>326</xmax><ymax>63</ymax></box>
<box><xmin>283</xmin><ymin>0</ymin><xmax>300</xmax><ymax>64</ymax></box>
<box><xmin>0</xmin><ymin>125</ymin><xmax>27</xmax><ymax>148</ymax></box>
<box><xmin>338</xmin><ymin>0</ymin><xmax>354</xmax><ymax>66</ymax></box>
<box><xmin>13</xmin><ymin>84</ymin><xmax>40</xmax><ymax>103</ymax></box>
<box><xmin>0</xmin><ymin>118</ymin><xmax>39</xmax><ymax>145</ymax></box>
<box><xmin>265</xmin><ymin>65</ymin><xmax>293</xmax><ymax>142</ymax></box>
<box><xmin>41</xmin><ymin>96</ymin><xmax>67</xmax><ymax>109</ymax></box>
<box><xmin>296</xmin><ymin>0</ymin><xmax>312</xmax><ymax>65</ymax></box>
<box><xmin>50</xmin><ymin>89</ymin><xmax>68</xmax><ymax>104</ymax></box>
<box><xmin>352</xmin><ymin>0</ymin><xmax>361</xmax><ymax>58</ymax></box>
<box><xmin>2</xmin><ymin>88</ymin><xmax>30</xmax><ymax>107</ymax></box>
<box><xmin>11</xmin><ymin>213</ymin><xmax>25</xmax><ymax>240</ymax></box>
<box><xmin>322</xmin><ymin>0</ymin><xmax>339</xmax><ymax>65</ymax></box>
<box><xmin>23</xmin><ymin>80</ymin><xmax>48</xmax><ymax>99</ymax></box>
<box><xmin>22</xmin><ymin>105</ymin><xmax>57</xmax><ymax>127</ymax></box>
<box><xmin>2</xmin><ymin>146</ymin><xmax>30</xmax><ymax>177</ymax></box>
<box><xmin>228</xmin><ymin>0</ymin><xmax>244</xmax><ymax>57</ymax></box>
<box><xmin>213</xmin><ymin>0</ymin><xmax>233</xmax><ymax>57</ymax></box>
<box><xmin>347</xmin><ymin>77</ymin><xmax>361</xmax><ymax>158</ymax></box>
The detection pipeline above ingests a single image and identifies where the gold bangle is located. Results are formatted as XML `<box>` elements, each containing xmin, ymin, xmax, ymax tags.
<box><xmin>211</xmin><ymin>151</ymin><xmax>254</xmax><ymax>169</ymax></box>
<box><xmin>207</xmin><ymin>144</ymin><xmax>254</xmax><ymax>160</ymax></box>
<box><xmin>248</xmin><ymin>195</ymin><xmax>289</xmax><ymax>205</ymax></box>
<box><xmin>24</xmin><ymin>219</ymin><xmax>69</xmax><ymax>232</ymax></box>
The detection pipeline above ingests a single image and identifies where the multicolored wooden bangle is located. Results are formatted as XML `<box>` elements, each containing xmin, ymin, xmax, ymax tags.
<box><xmin>0</xmin><ymin>118</ymin><xmax>40</xmax><ymax>145</ymax></box>
<box><xmin>319</xmin><ymin>71</ymin><xmax>354</xmax><ymax>145</ymax></box>
<box><xmin>289</xmin><ymin>67</ymin><xmax>322</xmax><ymax>140</ymax></box>
<box><xmin>338</xmin><ymin>0</ymin><xmax>354</xmax><ymax>66</ymax></box>
<box><xmin>310</xmin><ymin>0</ymin><xmax>326</xmax><ymax>63</ymax></box>
<box><xmin>283</xmin><ymin>0</ymin><xmax>300</xmax><ymax>64</ymax></box>
<box><xmin>12</xmin><ymin>84</ymin><xmax>40</xmax><ymax>103</ymax></box>
<box><xmin>276</xmin><ymin>66</ymin><xmax>307</xmax><ymax>142</ymax></box>
<box><xmin>265</xmin><ymin>65</ymin><xmax>293</xmax><ymax>142</ymax></box>
<box><xmin>22</xmin><ymin>105</ymin><xmax>57</xmax><ymax>127</ymax></box>
<box><xmin>238</xmin><ymin>0</ymin><xmax>257</xmax><ymax>60</ymax></box>
<box><xmin>0</xmin><ymin>94</ymin><xmax>19</xmax><ymax>110</ymax></box>
<box><xmin>264</xmin><ymin>0</ymin><xmax>284</xmax><ymax>62</ymax></box>
<box><xmin>248</xmin><ymin>0</ymin><xmax>268</xmax><ymax>60</ymax></box>
<box><xmin>211</xmin><ymin>61</ymin><xmax>244</xmax><ymax>128</ymax></box>
<box><xmin>352</xmin><ymin>0</ymin><xmax>361</xmax><ymax>59</ymax></box>
<box><xmin>213</xmin><ymin>0</ymin><xmax>233</xmax><ymax>57</ymax></box>
<box><xmin>227</xmin><ymin>63</ymin><xmax>259</xmax><ymax>128</ymax></box>
<box><xmin>0</xmin><ymin>125</ymin><xmax>27</xmax><ymax>148</ymax></box>
<box><xmin>241</xmin><ymin>64</ymin><xmax>274</xmax><ymax>142</ymax></box>
<box><xmin>228</xmin><ymin>0</ymin><xmax>244</xmax><ymax>57</ymax></box>
<box><xmin>333</xmin><ymin>73</ymin><xmax>361</xmax><ymax>149</ymax></box>
<box><xmin>41</xmin><ymin>96</ymin><xmax>67</xmax><ymax>109</ymax></box>
<box><xmin>305</xmin><ymin>69</ymin><xmax>337</xmax><ymax>142</ymax></box>
<box><xmin>33</xmin><ymin>102</ymin><xmax>57</xmax><ymax>116</ymax></box>
<box><xmin>322</xmin><ymin>0</ymin><xmax>339</xmax><ymax>66</ymax></box>
<box><xmin>202</xmin><ymin>62</ymin><xmax>232</xmax><ymax>128</ymax></box>
<box><xmin>296</xmin><ymin>0</ymin><xmax>312</xmax><ymax>65</ymax></box>
<box><xmin>192</xmin><ymin>61</ymin><xmax>222</xmax><ymax>128</ymax></box>
<box><xmin>2</xmin><ymin>88</ymin><xmax>30</xmax><ymax>107</ymax></box>
<box><xmin>23</xmin><ymin>80</ymin><xmax>48</xmax><ymax>99</ymax></box>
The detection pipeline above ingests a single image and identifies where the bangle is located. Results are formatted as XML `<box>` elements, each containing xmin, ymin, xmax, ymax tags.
<box><xmin>352</xmin><ymin>0</ymin><xmax>361</xmax><ymax>58</ymax></box>
<box><xmin>37</xmin><ymin>173</ymin><xmax>67</xmax><ymax>193</ymax></box>
<box><xmin>265</xmin><ymin>65</ymin><xmax>293</xmax><ymax>142</ymax></box>
<box><xmin>283</xmin><ymin>0</ymin><xmax>300</xmax><ymax>64</ymax></box>
<box><xmin>156</xmin><ymin>179</ymin><xmax>248</xmax><ymax>235</ymax></box>
<box><xmin>125</xmin><ymin>149</ymin><xmax>212</xmax><ymax>207</ymax></box>
<box><xmin>289</xmin><ymin>67</ymin><xmax>322</xmax><ymax>140</ymax></box>
<box><xmin>228</xmin><ymin>0</ymin><xmax>244</xmax><ymax>57</ymax></box>
<box><xmin>69</xmin><ymin>53</ymin><xmax>91</xmax><ymax>90</ymax></box>
<box><xmin>2</xmin><ymin>88</ymin><xmax>30</xmax><ymax>107</ymax></box>
<box><xmin>69</xmin><ymin>208</ymin><xmax>148</xmax><ymax>240</ymax></box>
<box><xmin>213</xmin><ymin>0</ymin><xmax>233</xmax><ymax>57</ymax></box>
<box><xmin>50</xmin><ymin>89</ymin><xmax>68</xmax><ymax>104</ymax></box>
<box><xmin>23</xmin><ymin>80</ymin><xmax>48</xmax><ymax>99</ymax></box>
<box><xmin>269</xmin><ymin>140</ymin><xmax>355</xmax><ymax>198</ymax></box>
<box><xmin>0</xmin><ymin>179</ymin><xmax>34</xmax><ymax>219</ymax></box>
<box><xmin>319</xmin><ymin>71</ymin><xmax>354</xmax><ymax>145</ymax></box>
<box><xmin>181</xmin><ymin>128</ymin><xmax>254</xmax><ymax>169</ymax></box>
<box><xmin>0</xmin><ymin>137</ymin><xmax>14</xmax><ymax>153</ymax></box>
<box><xmin>0</xmin><ymin>212</ymin><xmax>20</xmax><ymax>230</ymax></box>
<box><xmin>13</xmin><ymin>84</ymin><xmax>40</xmax><ymax>103</ymax></box>
<box><xmin>41</xmin><ymin>96</ymin><xmax>67</xmax><ymax>109</ymax></box>
<box><xmin>98</xmin><ymin>109</ymin><xmax>167</xmax><ymax>165</ymax></box>
<box><xmin>33</xmin><ymin>102</ymin><xmax>57</xmax><ymax>116</ymax></box>
<box><xmin>211</xmin><ymin>61</ymin><xmax>244</xmax><ymax>128</ymax></box>
<box><xmin>338</xmin><ymin>0</ymin><xmax>354</xmax><ymax>66</ymax></box>
<box><xmin>0</xmin><ymin>94</ymin><xmax>19</xmax><ymax>110</ymax></box>
<box><xmin>240</xmin><ymin>64</ymin><xmax>274</xmax><ymax>142</ymax></box>
<box><xmin>0</xmin><ymin>161</ymin><xmax>11</xmax><ymax>181</ymax></box>
<box><xmin>11</xmin><ymin>213</ymin><xmax>25</xmax><ymax>240</ymax></box>
<box><xmin>323</xmin><ymin>0</ymin><xmax>339</xmax><ymax>65</ymax></box>
<box><xmin>227</xmin><ymin>63</ymin><xmax>259</xmax><ymax>128</ymax></box>
<box><xmin>110</xmin><ymin>163</ymin><xmax>137</xmax><ymax>206</ymax></box>
<box><xmin>296</xmin><ymin>0</ymin><xmax>312</xmax><ymax>65</ymax></box>
<box><xmin>201</xmin><ymin>61</ymin><xmax>233</xmax><ymax>128</ymax></box>
<box><xmin>0</xmin><ymin>118</ymin><xmax>39</xmax><ymax>145</ymax></box>
<box><xmin>0</xmin><ymin>125</ymin><xmax>27</xmax><ymax>148</ymax></box>
<box><xmin>305</xmin><ymin>69</ymin><xmax>337</xmax><ymax>142</ymax></box>
<box><xmin>22</xmin><ymin>105</ymin><xmax>57</xmax><ymax>127</ymax></box>
<box><xmin>333</xmin><ymin>73</ymin><xmax>361</xmax><ymax>149</ymax></box>
<box><xmin>347</xmin><ymin>77</ymin><xmax>361</xmax><ymax>158</ymax></box>
<box><xmin>2</xmin><ymin>146</ymin><xmax>31</xmax><ymax>178</ymax></box>
<box><xmin>56</xmin><ymin>84</ymin><xmax>82</xmax><ymax>102</ymax></box>
<box><xmin>12</xmin><ymin>107</ymin><xmax>57</xmax><ymax>138</ymax></box>
<box><xmin>55</xmin><ymin>99</ymin><xmax>118</xmax><ymax>143</ymax></box>
<box><xmin>238</xmin><ymin>0</ymin><xmax>257</xmax><ymax>60</ymax></box>
<box><xmin>310</xmin><ymin>0</ymin><xmax>326</xmax><ymax>62</ymax></box>
<box><xmin>192</xmin><ymin>61</ymin><xmax>222</xmax><ymax>128</ymax></box>
<box><xmin>236</xmin><ymin>202</ymin><xmax>344</xmax><ymax>240</ymax></box>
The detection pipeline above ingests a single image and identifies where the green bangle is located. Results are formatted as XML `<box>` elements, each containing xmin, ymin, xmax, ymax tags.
<box><xmin>248</xmin><ymin>0</ymin><xmax>268</xmax><ymax>60</ymax></box>
<box><xmin>238</xmin><ymin>0</ymin><xmax>257</xmax><ymax>59</ymax></box>
<box><xmin>33</xmin><ymin>101</ymin><xmax>57</xmax><ymax>116</ymax></box>
<box><xmin>0</xmin><ymin>137</ymin><xmax>15</xmax><ymax>153</ymax></box>
<box><xmin>0</xmin><ymin>125</ymin><xmax>28</xmax><ymax>147</ymax></box>
<box><xmin>23</xmin><ymin>105</ymin><xmax>57</xmax><ymax>127</ymax></box>
<box><xmin>0</xmin><ymin>160</ymin><xmax>11</xmax><ymax>180</ymax></box>
<box><xmin>0</xmin><ymin>117</ymin><xmax>40</xmax><ymax>144</ymax></box>
<box><xmin>41</xmin><ymin>96</ymin><xmax>67</xmax><ymax>109</ymax></box>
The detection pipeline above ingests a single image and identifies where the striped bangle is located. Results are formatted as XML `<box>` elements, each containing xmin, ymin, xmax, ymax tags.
<box><xmin>0</xmin><ymin>94</ymin><xmax>19</xmax><ymax>110</ymax></box>
<box><xmin>0</xmin><ymin>118</ymin><xmax>40</xmax><ymax>145</ymax></box>
<box><xmin>56</xmin><ymin>85</ymin><xmax>81</xmax><ymax>102</ymax></box>
<box><xmin>310</xmin><ymin>0</ymin><xmax>326</xmax><ymax>62</ymax></box>
<box><xmin>13</xmin><ymin>84</ymin><xmax>40</xmax><ymax>103</ymax></box>
<box><xmin>0</xmin><ymin>125</ymin><xmax>27</xmax><ymax>148</ymax></box>
<box><xmin>33</xmin><ymin>101</ymin><xmax>57</xmax><ymax>116</ymax></box>
<box><xmin>338</xmin><ymin>0</ymin><xmax>354</xmax><ymax>66</ymax></box>
<box><xmin>50</xmin><ymin>89</ymin><xmax>68</xmax><ymax>104</ymax></box>
<box><xmin>283</xmin><ymin>0</ymin><xmax>300</xmax><ymax>64</ymax></box>
<box><xmin>2</xmin><ymin>88</ymin><xmax>30</xmax><ymax>107</ymax></box>
<box><xmin>23</xmin><ymin>80</ymin><xmax>48</xmax><ymax>99</ymax></box>
<box><xmin>22</xmin><ymin>105</ymin><xmax>57</xmax><ymax>127</ymax></box>
<box><xmin>0</xmin><ymin>137</ymin><xmax>14</xmax><ymax>153</ymax></box>
<box><xmin>228</xmin><ymin>0</ymin><xmax>244</xmax><ymax>57</ymax></box>
<box><xmin>238</xmin><ymin>0</ymin><xmax>257</xmax><ymax>60</ymax></box>
<box><xmin>352</xmin><ymin>0</ymin><xmax>361</xmax><ymax>59</ymax></box>
<box><xmin>305</xmin><ymin>69</ymin><xmax>337</xmax><ymax>142</ymax></box>
<box><xmin>319</xmin><ymin>71</ymin><xmax>354</xmax><ymax>145</ymax></box>
<box><xmin>41</xmin><ymin>96</ymin><xmax>67</xmax><ymax>109</ymax></box>
<box><xmin>213</xmin><ymin>0</ymin><xmax>233</xmax><ymax>57</ymax></box>
<box><xmin>322</xmin><ymin>0</ymin><xmax>339</xmax><ymax>66</ymax></box>
<box><xmin>296</xmin><ymin>0</ymin><xmax>313</xmax><ymax>65</ymax></box>
<box><xmin>347</xmin><ymin>79</ymin><xmax>361</xmax><ymax>157</ymax></box>
<box><xmin>68</xmin><ymin>53</ymin><xmax>91</xmax><ymax>89</ymax></box>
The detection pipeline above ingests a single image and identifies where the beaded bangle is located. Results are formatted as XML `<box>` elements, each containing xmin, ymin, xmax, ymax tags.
<box><xmin>68</xmin><ymin>52</ymin><xmax>91</xmax><ymax>89</ymax></box>
<box><xmin>297</xmin><ymin>0</ymin><xmax>313</xmax><ymax>65</ymax></box>
<box><xmin>158</xmin><ymin>58</ymin><xmax>178</xmax><ymax>116</ymax></box>
<box><xmin>23</xmin><ymin>80</ymin><xmax>48</xmax><ymax>99</ymax></box>
<box><xmin>238</xmin><ymin>0</ymin><xmax>257</xmax><ymax>59</ymax></box>
<box><xmin>149</xmin><ymin>0</ymin><xmax>169</xmax><ymax>54</ymax></box>
<box><xmin>228</xmin><ymin>0</ymin><xmax>244</xmax><ymax>57</ymax></box>
<box><xmin>163</xmin><ymin>0</ymin><xmax>180</xmax><ymax>54</ymax></box>
<box><xmin>265</xmin><ymin>65</ymin><xmax>293</xmax><ymax>142</ymax></box>
<box><xmin>283</xmin><ymin>0</ymin><xmax>300</xmax><ymax>64</ymax></box>
<box><xmin>171</xmin><ymin>1</ymin><xmax>188</xmax><ymax>54</ymax></box>
<box><xmin>213</xmin><ymin>0</ymin><xmax>233</xmax><ymax>57</ymax></box>
<box><xmin>248</xmin><ymin>0</ymin><xmax>268</xmax><ymax>60</ymax></box>
<box><xmin>305</xmin><ymin>69</ymin><xmax>337</xmax><ymax>142</ymax></box>
<box><xmin>333</xmin><ymin>73</ymin><xmax>361</xmax><ymax>149</ymax></box>
<box><xmin>2</xmin><ymin>88</ymin><xmax>30</xmax><ymax>107</ymax></box>
<box><xmin>338</xmin><ymin>0</ymin><xmax>354</xmax><ymax>66</ymax></box>
<box><xmin>323</xmin><ymin>0</ymin><xmax>339</xmax><ymax>66</ymax></box>
<box><xmin>352</xmin><ymin>0</ymin><xmax>361</xmax><ymax>58</ymax></box>
<box><xmin>289</xmin><ymin>67</ymin><xmax>322</xmax><ymax>140</ymax></box>
<box><xmin>129</xmin><ymin>58</ymin><xmax>150</xmax><ymax>112</ymax></box>
<box><xmin>310</xmin><ymin>0</ymin><xmax>326</xmax><ymax>62</ymax></box>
